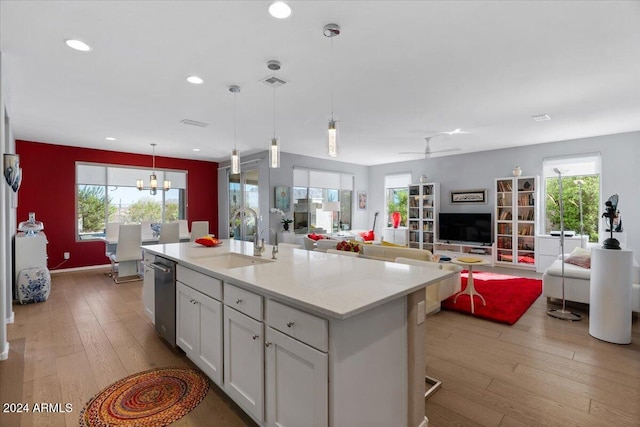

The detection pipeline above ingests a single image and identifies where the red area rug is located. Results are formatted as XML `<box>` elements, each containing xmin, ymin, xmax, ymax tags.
<box><xmin>80</xmin><ymin>367</ymin><xmax>209</xmax><ymax>427</ymax></box>
<box><xmin>441</xmin><ymin>271</ymin><xmax>542</xmax><ymax>325</ymax></box>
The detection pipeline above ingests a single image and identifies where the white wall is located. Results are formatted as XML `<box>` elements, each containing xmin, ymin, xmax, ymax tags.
<box><xmin>0</xmin><ymin>51</ymin><xmax>10</xmax><ymax>360</ymax></box>
<box><xmin>368</xmin><ymin>132</ymin><xmax>640</xmax><ymax>258</ymax></box>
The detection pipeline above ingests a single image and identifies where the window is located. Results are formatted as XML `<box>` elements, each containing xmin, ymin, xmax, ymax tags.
<box><xmin>543</xmin><ymin>154</ymin><xmax>601</xmax><ymax>242</ymax></box>
<box><xmin>293</xmin><ymin>168</ymin><xmax>353</xmax><ymax>234</ymax></box>
<box><xmin>384</xmin><ymin>173</ymin><xmax>411</xmax><ymax>227</ymax></box>
<box><xmin>76</xmin><ymin>162</ymin><xmax>187</xmax><ymax>240</ymax></box>
<box><xmin>229</xmin><ymin>168</ymin><xmax>259</xmax><ymax>241</ymax></box>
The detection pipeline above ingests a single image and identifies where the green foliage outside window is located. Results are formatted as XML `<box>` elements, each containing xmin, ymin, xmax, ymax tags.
<box><xmin>127</xmin><ymin>198</ymin><xmax>162</xmax><ymax>223</ymax></box>
<box><xmin>78</xmin><ymin>186</ymin><xmax>111</xmax><ymax>232</ymax></box>
<box><xmin>386</xmin><ymin>189</ymin><xmax>408</xmax><ymax>226</ymax></box>
<box><xmin>546</xmin><ymin>175</ymin><xmax>599</xmax><ymax>242</ymax></box>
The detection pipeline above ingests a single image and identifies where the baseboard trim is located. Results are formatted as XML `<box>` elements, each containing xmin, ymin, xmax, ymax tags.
<box><xmin>6</xmin><ymin>311</ymin><xmax>14</xmax><ymax>324</ymax></box>
<box><xmin>50</xmin><ymin>264</ymin><xmax>110</xmax><ymax>274</ymax></box>
<box><xmin>0</xmin><ymin>341</ymin><xmax>9</xmax><ymax>361</ymax></box>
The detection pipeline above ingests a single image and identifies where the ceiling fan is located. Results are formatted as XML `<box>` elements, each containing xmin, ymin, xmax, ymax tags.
<box><xmin>399</xmin><ymin>136</ymin><xmax>461</xmax><ymax>158</ymax></box>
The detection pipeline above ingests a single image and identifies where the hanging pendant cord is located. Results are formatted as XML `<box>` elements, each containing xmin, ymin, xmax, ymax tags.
<box><xmin>233</xmin><ymin>92</ymin><xmax>237</xmax><ymax>149</ymax></box>
<box><xmin>273</xmin><ymin>82</ymin><xmax>277</xmax><ymax>139</ymax></box>
<box><xmin>330</xmin><ymin>35</ymin><xmax>334</xmax><ymax>121</ymax></box>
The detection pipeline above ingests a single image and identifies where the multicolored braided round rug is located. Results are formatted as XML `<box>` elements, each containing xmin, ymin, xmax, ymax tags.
<box><xmin>80</xmin><ymin>367</ymin><xmax>209</xmax><ymax>427</ymax></box>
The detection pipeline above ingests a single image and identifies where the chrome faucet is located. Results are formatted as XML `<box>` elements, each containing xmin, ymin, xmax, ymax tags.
<box><xmin>259</xmin><ymin>227</ymin><xmax>279</xmax><ymax>259</ymax></box>
<box><xmin>230</xmin><ymin>207</ymin><xmax>261</xmax><ymax>256</ymax></box>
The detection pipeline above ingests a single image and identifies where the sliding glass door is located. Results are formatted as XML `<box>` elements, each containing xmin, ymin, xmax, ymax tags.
<box><xmin>228</xmin><ymin>168</ymin><xmax>259</xmax><ymax>241</ymax></box>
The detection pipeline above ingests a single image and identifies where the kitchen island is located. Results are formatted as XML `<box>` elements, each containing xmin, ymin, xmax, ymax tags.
<box><xmin>143</xmin><ymin>239</ymin><xmax>453</xmax><ymax>427</ymax></box>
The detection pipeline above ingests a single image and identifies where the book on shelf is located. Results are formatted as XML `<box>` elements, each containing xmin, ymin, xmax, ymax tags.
<box><xmin>499</xmin><ymin>210</ymin><xmax>512</xmax><ymax>220</ymax></box>
<box><xmin>497</xmin><ymin>180</ymin><xmax>513</xmax><ymax>192</ymax></box>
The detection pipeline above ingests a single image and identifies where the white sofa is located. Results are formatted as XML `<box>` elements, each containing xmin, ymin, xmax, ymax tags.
<box><xmin>542</xmin><ymin>258</ymin><xmax>640</xmax><ymax>313</ymax></box>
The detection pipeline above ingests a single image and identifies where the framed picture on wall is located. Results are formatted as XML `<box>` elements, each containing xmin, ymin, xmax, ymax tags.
<box><xmin>450</xmin><ymin>189</ymin><xmax>487</xmax><ymax>204</ymax></box>
<box><xmin>357</xmin><ymin>190</ymin><xmax>367</xmax><ymax>210</ymax></box>
<box><xmin>275</xmin><ymin>186</ymin><xmax>291</xmax><ymax>211</ymax></box>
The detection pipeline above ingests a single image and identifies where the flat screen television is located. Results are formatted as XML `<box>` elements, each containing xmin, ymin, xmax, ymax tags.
<box><xmin>438</xmin><ymin>213</ymin><xmax>493</xmax><ymax>245</ymax></box>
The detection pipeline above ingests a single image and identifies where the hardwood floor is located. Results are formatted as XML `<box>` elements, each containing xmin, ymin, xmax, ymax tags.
<box><xmin>425</xmin><ymin>266</ymin><xmax>640</xmax><ymax>426</ymax></box>
<box><xmin>0</xmin><ymin>269</ymin><xmax>256</xmax><ymax>427</ymax></box>
<box><xmin>1</xmin><ymin>268</ymin><xmax>639</xmax><ymax>426</ymax></box>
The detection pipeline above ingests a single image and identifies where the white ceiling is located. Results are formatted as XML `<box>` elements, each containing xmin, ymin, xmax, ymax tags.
<box><xmin>1</xmin><ymin>1</ymin><xmax>639</xmax><ymax>166</ymax></box>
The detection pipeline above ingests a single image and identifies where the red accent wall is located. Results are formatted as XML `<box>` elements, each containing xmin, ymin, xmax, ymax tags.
<box><xmin>16</xmin><ymin>140</ymin><xmax>219</xmax><ymax>269</ymax></box>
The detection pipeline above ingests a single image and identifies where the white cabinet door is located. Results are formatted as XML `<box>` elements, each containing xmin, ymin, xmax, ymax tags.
<box><xmin>224</xmin><ymin>306</ymin><xmax>264</xmax><ymax>422</ymax></box>
<box><xmin>197</xmin><ymin>293</ymin><xmax>223</xmax><ymax>386</ymax></box>
<box><xmin>142</xmin><ymin>252</ymin><xmax>155</xmax><ymax>323</ymax></box>
<box><xmin>265</xmin><ymin>327</ymin><xmax>328</xmax><ymax>427</ymax></box>
<box><xmin>176</xmin><ymin>282</ymin><xmax>199</xmax><ymax>355</ymax></box>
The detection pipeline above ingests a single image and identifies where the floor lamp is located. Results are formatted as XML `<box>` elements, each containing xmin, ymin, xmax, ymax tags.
<box><xmin>574</xmin><ymin>179</ymin><xmax>585</xmax><ymax>248</ymax></box>
<box><xmin>548</xmin><ymin>168</ymin><xmax>582</xmax><ymax>321</ymax></box>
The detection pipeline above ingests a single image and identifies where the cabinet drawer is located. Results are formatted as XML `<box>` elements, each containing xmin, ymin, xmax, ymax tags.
<box><xmin>266</xmin><ymin>299</ymin><xmax>328</xmax><ymax>352</ymax></box>
<box><xmin>224</xmin><ymin>284</ymin><xmax>263</xmax><ymax>320</ymax></box>
<box><xmin>177</xmin><ymin>265</ymin><xmax>222</xmax><ymax>301</ymax></box>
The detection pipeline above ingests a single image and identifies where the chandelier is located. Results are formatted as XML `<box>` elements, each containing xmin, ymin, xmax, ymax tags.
<box><xmin>136</xmin><ymin>143</ymin><xmax>170</xmax><ymax>195</ymax></box>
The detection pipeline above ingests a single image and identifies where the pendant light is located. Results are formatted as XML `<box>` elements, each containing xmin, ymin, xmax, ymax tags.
<box><xmin>324</xmin><ymin>23</ymin><xmax>341</xmax><ymax>158</ymax></box>
<box><xmin>229</xmin><ymin>85</ymin><xmax>241</xmax><ymax>174</ymax></box>
<box><xmin>137</xmin><ymin>143</ymin><xmax>170</xmax><ymax>195</ymax></box>
<box><xmin>267</xmin><ymin>60</ymin><xmax>281</xmax><ymax>168</ymax></box>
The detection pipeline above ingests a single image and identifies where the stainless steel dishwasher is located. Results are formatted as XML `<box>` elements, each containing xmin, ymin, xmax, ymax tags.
<box><xmin>151</xmin><ymin>256</ymin><xmax>176</xmax><ymax>347</ymax></box>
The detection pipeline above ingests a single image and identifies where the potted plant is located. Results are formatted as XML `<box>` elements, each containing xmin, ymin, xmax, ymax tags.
<box><xmin>281</xmin><ymin>217</ymin><xmax>294</xmax><ymax>232</ymax></box>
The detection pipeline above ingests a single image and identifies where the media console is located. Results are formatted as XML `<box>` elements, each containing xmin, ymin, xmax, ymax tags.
<box><xmin>433</xmin><ymin>241</ymin><xmax>495</xmax><ymax>266</ymax></box>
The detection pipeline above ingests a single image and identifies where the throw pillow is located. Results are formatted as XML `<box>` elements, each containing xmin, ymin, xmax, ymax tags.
<box><xmin>564</xmin><ymin>247</ymin><xmax>591</xmax><ymax>269</ymax></box>
<box><xmin>359</xmin><ymin>231</ymin><xmax>375</xmax><ymax>241</ymax></box>
<box><xmin>307</xmin><ymin>233</ymin><xmax>327</xmax><ymax>241</ymax></box>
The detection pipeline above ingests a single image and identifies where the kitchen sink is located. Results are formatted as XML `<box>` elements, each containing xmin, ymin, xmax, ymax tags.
<box><xmin>204</xmin><ymin>252</ymin><xmax>274</xmax><ymax>269</ymax></box>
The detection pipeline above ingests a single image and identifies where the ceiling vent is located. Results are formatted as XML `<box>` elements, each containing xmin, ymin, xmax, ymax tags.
<box><xmin>532</xmin><ymin>113</ymin><xmax>551</xmax><ymax>122</ymax></box>
<box><xmin>262</xmin><ymin>75</ymin><xmax>287</xmax><ymax>87</ymax></box>
<box><xmin>180</xmin><ymin>119</ymin><xmax>209</xmax><ymax>127</ymax></box>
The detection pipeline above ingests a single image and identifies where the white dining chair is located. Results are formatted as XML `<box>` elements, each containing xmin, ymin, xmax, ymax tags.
<box><xmin>190</xmin><ymin>221</ymin><xmax>210</xmax><ymax>241</ymax></box>
<box><xmin>174</xmin><ymin>219</ymin><xmax>189</xmax><ymax>239</ymax></box>
<box><xmin>158</xmin><ymin>222</ymin><xmax>180</xmax><ymax>244</ymax></box>
<box><xmin>109</xmin><ymin>224</ymin><xmax>143</xmax><ymax>283</ymax></box>
<box><xmin>104</xmin><ymin>222</ymin><xmax>122</xmax><ymax>267</ymax></box>
<box><xmin>140</xmin><ymin>221</ymin><xmax>155</xmax><ymax>241</ymax></box>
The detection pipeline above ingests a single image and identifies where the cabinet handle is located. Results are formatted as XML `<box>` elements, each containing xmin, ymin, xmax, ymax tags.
<box><xmin>286</xmin><ymin>321</ymin><xmax>295</xmax><ymax>328</ymax></box>
<box><xmin>252</xmin><ymin>334</ymin><xmax>259</xmax><ymax>340</ymax></box>
<box><xmin>265</xmin><ymin>341</ymin><xmax>272</xmax><ymax>347</ymax></box>
<box><xmin>235</xmin><ymin>298</ymin><xmax>242</xmax><ymax>304</ymax></box>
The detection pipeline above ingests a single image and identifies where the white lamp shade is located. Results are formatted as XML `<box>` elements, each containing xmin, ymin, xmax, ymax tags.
<box><xmin>328</xmin><ymin>120</ymin><xmax>337</xmax><ymax>157</ymax></box>
<box><xmin>269</xmin><ymin>137</ymin><xmax>280</xmax><ymax>168</ymax></box>
<box><xmin>231</xmin><ymin>149</ymin><xmax>241</xmax><ymax>174</ymax></box>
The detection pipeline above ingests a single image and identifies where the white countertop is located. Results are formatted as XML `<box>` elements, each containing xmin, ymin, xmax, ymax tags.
<box><xmin>143</xmin><ymin>239</ymin><xmax>453</xmax><ymax>320</ymax></box>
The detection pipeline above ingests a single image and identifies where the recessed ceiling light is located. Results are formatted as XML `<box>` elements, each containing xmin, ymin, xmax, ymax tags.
<box><xmin>192</xmin><ymin>148</ymin><xmax>201</xmax><ymax>152</ymax></box>
<box><xmin>186</xmin><ymin>75</ymin><xmax>204</xmax><ymax>85</ymax></box>
<box><xmin>105</xmin><ymin>137</ymin><xmax>116</xmax><ymax>141</ymax></box>
<box><xmin>532</xmin><ymin>113</ymin><xmax>551</xmax><ymax>122</ymax></box>
<box><xmin>269</xmin><ymin>1</ymin><xmax>291</xmax><ymax>19</ymax></box>
<box><xmin>440</xmin><ymin>128</ymin><xmax>468</xmax><ymax>135</ymax></box>
<box><xmin>64</xmin><ymin>39</ymin><xmax>92</xmax><ymax>52</ymax></box>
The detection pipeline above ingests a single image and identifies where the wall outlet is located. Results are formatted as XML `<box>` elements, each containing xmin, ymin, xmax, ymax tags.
<box><xmin>64</xmin><ymin>252</ymin><xmax>70</xmax><ymax>260</ymax></box>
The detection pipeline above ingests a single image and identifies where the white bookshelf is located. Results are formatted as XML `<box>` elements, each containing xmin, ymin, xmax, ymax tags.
<box><xmin>407</xmin><ymin>183</ymin><xmax>439</xmax><ymax>251</ymax></box>
<box><xmin>495</xmin><ymin>176</ymin><xmax>539</xmax><ymax>269</ymax></box>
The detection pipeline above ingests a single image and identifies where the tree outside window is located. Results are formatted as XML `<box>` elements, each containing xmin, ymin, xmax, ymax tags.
<box><xmin>545</xmin><ymin>175</ymin><xmax>599</xmax><ymax>242</ymax></box>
